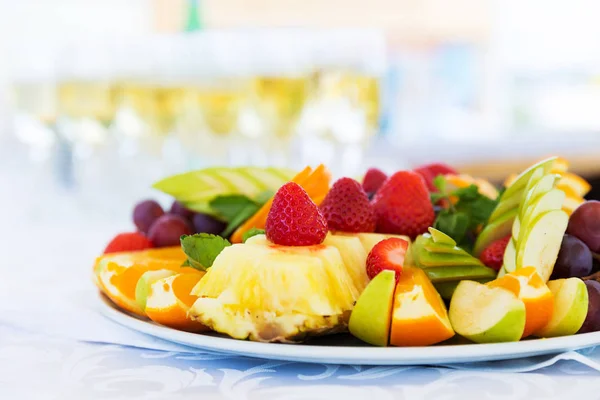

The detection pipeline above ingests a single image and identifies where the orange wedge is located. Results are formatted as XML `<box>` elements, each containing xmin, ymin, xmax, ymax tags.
<box><xmin>445</xmin><ymin>174</ymin><xmax>499</xmax><ymax>200</ymax></box>
<box><xmin>557</xmin><ymin>172</ymin><xmax>591</xmax><ymax>198</ymax></box>
<box><xmin>550</xmin><ymin>157</ymin><xmax>570</xmax><ymax>174</ymax></box>
<box><xmin>145</xmin><ymin>272</ymin><xmax>208</xmax><ymax>332</ymax></box>
<box><xmin>231</xmin><ymin>164</ymin><xmax>332</xmax><ymax>243</ymax></box>
<box><xmin>94</xmin><ymin>247</ymin><xmax>188</xmax><ymax>316</ymax></box>
<box><xmin>488</xmin><ymin>266</ymin><xmax>554</xmax><ymax>338</ymax></box>
<box><xmin>389</xmin><ymin>267</ymin><xmax>455</xmax><ymax>346</ymax></box>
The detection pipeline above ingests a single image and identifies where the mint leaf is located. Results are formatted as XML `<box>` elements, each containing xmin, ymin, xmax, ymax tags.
<box><xmin>209</xmin><ymin>195</ymin><xmax>257</xmax><ymax>222</ymax></box>
<box><xmin>434</xmin><ymin>210</ymin><xmax>470</xmax><ymax>244</ymax></box>
<box><xmin>180</xmin><ymin>233</ymin><xmax>231</xmax><ymax>271</ymax></box>
<box><xmin>242</xmin><ymin>228</ymin><xmax>266</xmax><ymax>242</ymax></box>
<box><xmin>221</xmin><ymin>203</ymin><xmax>260</xmax><ymax>238</ymax></box>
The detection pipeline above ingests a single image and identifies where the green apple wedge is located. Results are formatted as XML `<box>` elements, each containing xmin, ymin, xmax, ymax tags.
<box><xmin>535</xmin><ymin>278</ymin><xmax>589</xmax><ymax>337</ymax></box>
<box><xmin>135</xmin><ymin>270</ymin><xmax>177</xmax><ymax>310</ymax></box>
<box><xmin>516</xmin><ymin>209</ymin><xmax>569</xmax><ymax>282</ymax></box>
<box><xmin>449</xmin><ymin>280</ymin><xmax>526</xmax><ymax>343</ymax></box>
<box><xmin>428</xmin><ymin>227</ymin><xmax>457</xmax><ymax>246</ymax></box>
<box><xmin>488</xmin><ymin>157</ymin><xmax>557</xmax><ymax>222</ymax></box>
<box><xmin>517</xmin><ymin>188</ymin><xmax>565</xmax><ymax>244</ymax></box>
<box><xmin>348</xmin><ymin>270</ymin><xmax>397</xmax><ymax>346</ymax></box>
<box><xmin>473</xmin><ymin>208</ymin><xmax>518</xmax><ymax>256</ymax></box>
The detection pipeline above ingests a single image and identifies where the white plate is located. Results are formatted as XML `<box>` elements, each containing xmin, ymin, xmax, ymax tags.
<box><xmin>98</xmin><ymin>293</ymin><xmax>600</xmax><ymax>366</ymax></box>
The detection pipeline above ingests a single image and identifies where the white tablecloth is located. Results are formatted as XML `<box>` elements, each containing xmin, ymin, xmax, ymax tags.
<box><xmin>2</xmin><ymin>140</ymin><xmax>600</xmax><ymax>399</ymax></box>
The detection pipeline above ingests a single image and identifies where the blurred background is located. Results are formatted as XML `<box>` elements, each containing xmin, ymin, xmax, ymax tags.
<box><xmin>1</xmin><ymin>0</ymin><xmax>600</xmax><ymax>254</ymax></box>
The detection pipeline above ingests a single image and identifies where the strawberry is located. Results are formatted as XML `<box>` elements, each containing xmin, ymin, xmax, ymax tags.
<box><xmin>480</xmin><ymin>235</ymin><xmax>511</xmax><ymax>271</ymax></box>
<box><xmin>266</xmin><ymin>182</ymin><xmax>328</xmax><ymax>246</ymax></box>
<box><xmin>371</xmin><ymin>170</ymin><xmax>435</xmax><ymax>239</ymax></box>
<box><xmin>414</xmin><ymin>162</ymin><xmax>457</xmax><ymax>191</ymax></box>
<box><xmin>104</xmin><ymin>232</ymin><xmax>154</xmax><ymax>254</ymax></box>
<box><xmin>362</xmin><ymin>168</ymin><xmax>388</xmax><ymax>195</ymax></box>
<box><xmin>320</xmin><ymin>177</ymin><xmax>376</xmax><ymax>233</ymax></box>
<box><xmin>366</xmin><ymin>237</ymin><xmax>409</xmax><ymax>282</ymax></box>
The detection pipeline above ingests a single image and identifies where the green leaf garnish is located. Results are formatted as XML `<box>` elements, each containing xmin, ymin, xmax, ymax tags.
<box><xmin>180</xmin><ymin>233</ymin><xmax>232</xmax><ymax>271</ymax></box>
<box><xmin>431</xmin><ymin>177</ymin><xmax>500</xmax><ymax>249</ymax></box>
<box><xmin>242</xmin><ymin>228</ymin><xmax>266</xmax><ymax>242</ymax></box>
<box><xmin>209</xmin><ymin>195</ymin><xmax>258</xmax><ymax>222</ymax></box>
<box><xmin>220</xmin><ymin>204</ymin><xmax>260</xmax><ymax>238</ymax></box>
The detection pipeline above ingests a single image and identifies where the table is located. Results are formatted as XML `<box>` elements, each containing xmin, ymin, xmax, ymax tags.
<box><xmin>2</xmin><ymin>139</ymin><xmax>600</xmax><ymax>399</ymax></box>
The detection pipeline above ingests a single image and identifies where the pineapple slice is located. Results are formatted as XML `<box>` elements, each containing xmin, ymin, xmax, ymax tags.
<box><xmin>189</xmin><ymin>242</ymin><xmax>359</xmax><ymax>342</ymax></box>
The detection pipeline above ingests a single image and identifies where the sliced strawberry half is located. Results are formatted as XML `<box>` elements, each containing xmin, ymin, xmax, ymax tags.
<box><xmin>366</xmin><ymin>237</ymin><xmax>409</xmax><ymax>282</ymax></box>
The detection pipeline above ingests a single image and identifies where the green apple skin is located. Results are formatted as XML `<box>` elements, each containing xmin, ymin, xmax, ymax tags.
<box><xmin>423</xmin><ymin>242</ymin><xmax>465</xmax><ymax>255</ymax></box>
<box><xmin>449</xmin><ymin>280</ymin><xmax>526</xmax><ymax>344</ymax></box>
<box><xmin>348</xmin><ymin>270</ymin><xmax>396</xmax><ymax>346</ymax></box>
<box><xmin>135</xmin><ymin>270</ymin><xmax>177</xmax><ymax>310</ymax></box>
<box><xmin>434</xmin><ymin>278</ymin><xmax>493</xmax><ymax>300</ymax></box>
<box><xmin>417</xmin><ymin>251</ymin><xmax>484</xmax><ymax>268</ymax></box>
<box><xmin>501</xmin><ymin>157</ymin><xmax>557</xmax><ymax>202</ymax></box>
<box><xmin>428</xmin><ymin>227</ymin><xmax>456</xmax><ymax>246</ymax></box>
<box><xmin>502</xmin><ymin>238</ymin><xmax>518</xmax><ymax>274</ymax></box>
<box><xmin>518</xmin><ymin>188</ymin><xmax>564</xmax><ymax>243</ymax></box>
<box><xmin>424</xmin><ymin>265</ymin><xmax>497</xmax><ymax>283</ymax></box>
<box><xmin>519</xmin><ymin>174</ymin><xmax>559</xmax><ymax>221</ymax></box>
<box><xmin>516</xmin><ymin>209</ymin><xmax>569</xmax><ymax>282</ymax></box>
<box><xmin>535</xmin><ymin>278</ymin><xmax>589</xmax><ymax>338</ymax></box>
<box><xmin>473</xmin><ymin>208</ymin><xmax>518</xmax><ymax>256</ymax></box>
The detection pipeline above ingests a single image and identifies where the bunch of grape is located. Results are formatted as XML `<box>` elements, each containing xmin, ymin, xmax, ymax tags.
<box><xmin>133</xmin><ymin>200</ymin><xmax>226</xmax><ymax>247</ymax></box>
<box><xmin>551</xmin><ymin>201</ymin><xmax>600</xmax><ymax>333</ymax></box>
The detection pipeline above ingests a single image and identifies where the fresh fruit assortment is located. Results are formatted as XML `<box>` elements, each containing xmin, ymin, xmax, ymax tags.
<box><xmin>94</xmin><ymin>158</ymin><xmax>600</xmax><ymax>348</ymax></box>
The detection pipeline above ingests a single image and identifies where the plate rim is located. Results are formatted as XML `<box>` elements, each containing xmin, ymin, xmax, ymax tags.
<box><xmin>97</xmin><ymin>292</ymin><xmax>600</xmax><ymax>366</ymax></box>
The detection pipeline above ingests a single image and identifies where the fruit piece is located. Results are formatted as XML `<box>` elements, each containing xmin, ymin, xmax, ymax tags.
<box><xmin>444</xmin><ymin>174</ymin><xmax>499</xmax><ymax>200</ymax></box>
<box><xmin>516</xmin><ymin>210</ymin><xmax>569</xmax><ymax>282</ymax></box>
<box><xmin>366</xmin><ymin>238</ymin><xmax>409</xmax><ymax>282</ymax></box>
<box><xmin>502</xmin><ymin>238</ymin><xmax>518</xmax><ymax>273</ymax></box>
<box><xmin>557</xmin><ymin>172</ymin><xmax>592</xmax><ymax>198</ymax></box>
<box><xmin>480</xmin><ymin>235</ymin><xmax>511</xmax><ymax>271</ymax></box>
<box><xmin>189</xmin><ymin>242</ymin><xmax>358</xmax><ymax>342</ymax></box>
<box><xmin>169</xmin><ymin>201</ymin><xmax>195</xmax><ymax>220</ymax></box>
<box><xmin>578</xmin><ymin>280</ymin><xmax>600</xmax><ymax>333</ymax></box>
<box><xmin>473</xmin><ymin>209</ymin><xmax>518</xmax><ymax>256</ymax></box>
<box><xmin>94</xmin><ymin>247</ymin><xmax>188</xmax><ymax>315</ymax></box>
<box><xmin>516</xmin><ymin>188</ymin><xmax>565</xmax><ymax>242</ymax></box>
<box><xmin>535</xmin><ymin>278</ymin><xmax>588</xmax><ymax>337</ymax></box>
<box><xmin>390</xmin><ymin>267</ymin><xmax>454</xmax><ymax>346</ymax></box>
<box><xmin>414</xmin><ymin>162</ymin><xmax>457</xmax><ymax>191</ymax></box>
<box><xmin>265</xmin><ymin>182</ymin><xmax>328</xmax><ymax>246</ymax></box>
<box><xmin>153</xmin><ymin>166</ymin><xmax>295</xmax><ymax>214</ymax></box>
<box><xmin>362</xmin><ymin>167</ymin><xmax>388</xmax><ymax>195</ymax></box>
<box><xmin>372</xmin><ymin>170</ymin><xmax>435</xmax><ymax>239</ymax></box>
<box><xmin>434</xmin><ymin>278</ymin><xmax>494</xmax><ymax>300</ymax></box>
<box><xmin>551</xmin><ymin>234</ymin><xmax>593</xmax><ymax>279</ymax></box>
<box><xmin>449</xmin><ymin>280</ymin><xmax>526</xmax><ymax>343</ymax></box>
<box><xmin>231</xmin><ymin>165</ymin><xmax>332</xmax><ymax>243</ymax></box>
<box><xmin>135</xmin><ymin>269</ymin><xmax>177</xmax><ymax>310</ymax></box>
<box><xmin>104</xmin><ymin>232</ymin><xmax>154</xmax><ymax>254</ymax></box>
<box><xmin>148</xmin><ymin>214</ymin><xmax>193</xmax><ymax>248</ymax></box>
<box><xmin>428</xmin><ymin>227</ymin><xmax>456</xmax><ymax>246</ymax></box>
<box><xmin>192</xmin><ymin>213</ymin><xmax>227</xmax><ymax>235</ymax></box>
<box><xmin>416</xmin><ymin>251</ymin><xmax>485</xmax><ymax>268</ymax></box>
<box><xmin>562</xmin><ymin>193</ymin><xmax>586</xmax><ymax>216</ymax></box>
<box><xmin>133</xmin><ymin>200</ymin><xmax>165</xmax><ymax>234</ymax></box>
<box><xmin>488</xmin><ymin>266</ymin><xmax>554</xmax><ymax>338</ymax></box>
<box><xmin>348</xmin><ymin>270</ymin><xmax>396</xmax><ymax>346</ymax></box>
<box><xmin>567</xmin><ymin>201</ymin><xmax>600</xmax><ymax>253</ymax></box>
<box><xmin>352</xmin><ymin>232</ymin><xmax>411</xmax><ymax>255</ymax></box>
<box><xmin>323</xmin><ymin>234</ymin><xmax>370</xmax><ymax>293</ymax></box>
<box><xmin>320</xmin><ymin>177</ymin><xmax>376</xmax><ymax>233</ymax></box>
<box><xmin>422</xmin><ymin>265</ymin><xmax>497</xmax><ymax>283</ymax></box>
<box><xmin>145</xmin><ymin>272</ymin><xmax>208</xmax><ymax>332</ymax></box>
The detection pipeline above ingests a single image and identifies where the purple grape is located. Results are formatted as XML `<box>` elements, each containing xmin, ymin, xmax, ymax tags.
<box><xmin>192</xmin><ymin>213</ymin><xmax>227</xmax><ymax>235</ymax></box>
<box><xmin>148</xmin><ymin>214</ymin><xmax>192</xmax><ymax>247</ymax></box>
<box><xmin>133</xmin><ymin>200</ymin><xmax>164</xmax><ymax>234</ymax></box>
<box><xmin>567</xmin><ymin>201</ymin><xmax>600</xmax><ymax>253</ymax></box>
<box><xmin>551</xmin><ymin>234</ymin><xmax>593</xmax><ymax>279</ymax></box>
<box><xmin>578</xmin><ymin>280</ymin><xmax>600</xmax><ymax>334</ymax></box>
<box><xmin>169</xmin><ymin>201</ymin><xmax>195</xmax><ymax>220</ymax></box>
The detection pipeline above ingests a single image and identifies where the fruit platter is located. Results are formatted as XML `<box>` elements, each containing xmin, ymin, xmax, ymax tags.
<box><xmin>94</xmin><ymin>158</ymin><xmax>600</xmax><ymax>365</ymax></box>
